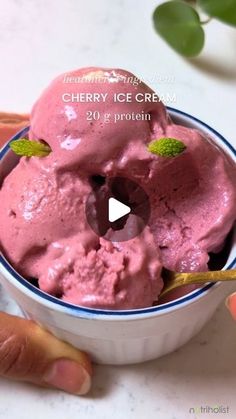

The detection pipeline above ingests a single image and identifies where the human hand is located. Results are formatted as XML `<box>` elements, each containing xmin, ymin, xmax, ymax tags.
<box><xmin>226</xmin><ymin>293</ymin><xmax>236</xmax><ymax>320</ymax></box>
<box><xmin>0</xmin><ymin>114</ymin><xmax>92</xmax><ymax>395</ymax></box>
<box><xmin>0</xmin><ymin>311</ymin><xmax>92</xmax><ymax>395</ymax></box>
<box><xmin>0</xmin><ymin>112</ymin><xmax>29</xmax><ymax>148</ymax></box>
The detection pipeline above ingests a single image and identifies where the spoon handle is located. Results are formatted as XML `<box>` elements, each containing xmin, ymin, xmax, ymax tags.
<box><xmin>161</xmin><ymin>269</ymin><xmax>236</xmax><ymax>297</ymax></box>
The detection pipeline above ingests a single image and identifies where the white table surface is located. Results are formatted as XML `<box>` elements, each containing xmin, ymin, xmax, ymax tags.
<box><xmin>0</xmin><ymin>1</ymin><xmax>236</xmax><ymax>418</ymax></box>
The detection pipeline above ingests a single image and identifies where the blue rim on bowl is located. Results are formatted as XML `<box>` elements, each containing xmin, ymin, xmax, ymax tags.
<box><xmin>0</xmin><ymin>108</ymin><xmax>235</xmax><ymax>318</ymax></box>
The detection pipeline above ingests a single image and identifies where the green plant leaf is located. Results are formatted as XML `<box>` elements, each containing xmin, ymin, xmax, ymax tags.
<box><xmin>147</xmin><ymin>138</ymin><xmax>186</xmax><ymax>157</ymax></box>
<box><xmin>10</xmin><ymin>139</ymin><xmax>51</xmax><ymax>157</ymax></box>
<box><xmin>153</xmin><ymin>0</ymin><xmax>205</xmax><ymax>57</ymax></box>
<box><xmin>198</xmin><ymin>0</ymin><xmax>236</xmax><ymax>26</ymax></box>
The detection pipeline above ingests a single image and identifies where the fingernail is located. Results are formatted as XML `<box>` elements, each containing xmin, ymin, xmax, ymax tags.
<box><xmin>44</xmin><ymin>359</ymin><xmax>91</xmax><ymax>395</ymax></box>
<box><xmin>225</xmin><ymin>292</ymin><xmax>236</xmax><ymax>319</ymax></box>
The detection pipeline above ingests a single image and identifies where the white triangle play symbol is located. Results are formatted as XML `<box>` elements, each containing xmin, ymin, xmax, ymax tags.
<box><xmin>108</xmin><ymin>197</ymin><xmax>131</xmax><ymax>223</ymax></box>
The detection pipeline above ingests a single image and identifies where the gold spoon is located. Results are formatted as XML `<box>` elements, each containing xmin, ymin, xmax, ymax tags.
<box><xmin>159</xmin><ymin>268</ymin><xmax>236</xmax><ymax>298</ymax></box>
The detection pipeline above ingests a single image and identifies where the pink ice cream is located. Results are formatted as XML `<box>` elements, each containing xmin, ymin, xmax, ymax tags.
<box><xmin>0</xmin><ymin>68</ymin><xmax>235</xmax><ymax>309</ymax></box>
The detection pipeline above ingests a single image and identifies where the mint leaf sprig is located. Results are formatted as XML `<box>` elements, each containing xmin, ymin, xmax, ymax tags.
<box><xmin>148</xmin><ymin>138</ymin><xmax>186</xmax><ymax>157</ymax></box>
<box><xmin>10</xmin><ymin>139</ymin><xmax>51</xmax><ymax>157</ymax></box>
<box><xmin>10</xmin><ymin>137</ymin><xmax>186</xmax><ymax>159</ymax></box>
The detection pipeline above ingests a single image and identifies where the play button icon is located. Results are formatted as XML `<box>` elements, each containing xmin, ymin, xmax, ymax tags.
<box><xmin>108</xmin><ymin>197</ymin><xmax>131</xmax><ymax>222</ymax></box>
<box><xmin>86</xmin><ymin>176</ymin><xmax>151</xmax><ymax>242</ymax></box>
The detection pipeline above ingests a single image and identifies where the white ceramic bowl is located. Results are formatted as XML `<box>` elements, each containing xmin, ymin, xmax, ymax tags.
<box><xmin>0</xmin><ymin>108</ymin><xmax>235</xmax><ymax>365</ymax></box>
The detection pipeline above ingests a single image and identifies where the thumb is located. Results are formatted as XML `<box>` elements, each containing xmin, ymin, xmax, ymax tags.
<box><xmin>225</xmin><ymin>292</ymin><xmax>236</xmax><ymax>320</ymax></box>
<box><xmin>0</xmin><ymin>311</ymin><xmax>92</xmax><ymax>395</ymax></box>
<box><xmin>0</xmin><ymin>112</ymin><xmax>29</xmax><ymax>147</ymax></box>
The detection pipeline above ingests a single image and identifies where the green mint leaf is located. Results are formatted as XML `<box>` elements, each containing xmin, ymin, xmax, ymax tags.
<box><xmin>10</xmin><ymin>139</ymin><xmax>51</xmax><ymax>157</ymax></box>
<box><xmin>153</xmin><ymin>1</ymin><xmax>205</xmax><ymax>57</ymax></box>
<box><xmin>148</xmin><ymin>138</ymin><xmax>186</xmax><ymax>157</ymax></box>
<box><xmin>198</xmin><ymin>0</ymin><xmax>236</xmax><ymax>26</ymax></box>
